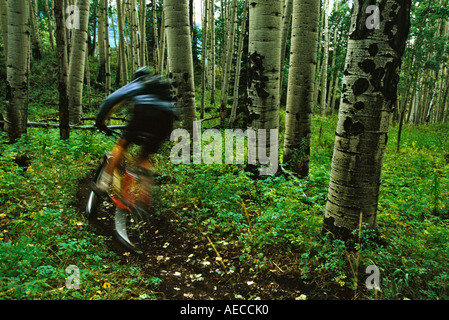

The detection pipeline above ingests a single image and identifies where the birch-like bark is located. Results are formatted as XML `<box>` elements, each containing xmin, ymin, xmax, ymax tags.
<box><xmin>104</xmin><ymin>0</ymin><xmax>111</xmax><ymax>95</ymax></box>
<box><xmin>279</xmin><ymin>0</ymin><xmax>292</xmax><ymax>97</ymax></box>
<box><xmin>44</xmin><ymin>0</ymin><xmax>55</xmax><ymax>51</ymax></box>
<box><xmin>130</xmin><ymin>0</ymin><xmax>140</xmax><ymax>71</ymax></box>
<box><xmin>247</xmin><ymin>0</ymin><xmax>282</xmax><ymax>130</ymax></box>
<box><xmin>220</xmin><ymin>0</ymin><xmax>238</xmax><ymax>127</ymax></box>
<box><xmin>208</xmin><ymin>0</ymin><xmax>215</xmax><ymax>104</ymax></box>
<box><xmin>117</xmin><ymin>0</ymin><xmax>128</xmax><ymax>85</ymax></box>
<box><xmin>140</xmin><ymin>0</ymin><xmax>147</xmax><ymax>67</ymax></box>
<box><xmin>29</xmin><ymin>0</ymin><xmax>42</xmax><ymax>60</ymax></box>
<box><xmin>165</xmin><ymin>0</ymin><xmax>197</xmax><ymax>132</ymax></box>
<box><xmin>282</xmin><ymin>0</ymin><xmax>320</xmax><ymax>177</ymax></box>
<box><xmin>54</xmin><ymin>0</ymin><xmax>69</xmax><ymax>140</ymax></box>
<box><xmin>324</xmin><ymin>0</ymin><xmax>411</xmax><ymax>239</ymax></box>
<box><xmin>97</xmin><ymin>0</ymin><xmax>106</xmax><ymax>84</ymax></box>
<box><xmin>201</xmin><ymin>0</ymin><xmax>208</xmax><ymax>119</ymax></box>
<box><xmin>158</xmin><ymin>7</ymin><xmax>166</xmax><ymax>74</ymax></box>
<box><xmin>229</xmin><ymin>0</ymin><xmax>248</xmax><ymax>127</ymax></box>
<box><xmin>5</xmin><ymin>0</ymin><xmax>30</xmax><ymax>143</ymax></box>
<box><xmin>0</xmin><ymin>0</ymin><xmax>8</xmax><ymax>63</ymax></box>
<box><xmin>67</xmin><ymin>0</ymin><xmax>90</xmax><ymax>123</ymax></box>
<box><xmin>320</xmin><ymin>0</ymin><xmax>329</xmax><ymax>115</ymax></box>
<box><xmin>200</xmin><ymin>0</ymin><xmax>209</xmax><ymax>119</ymax></box>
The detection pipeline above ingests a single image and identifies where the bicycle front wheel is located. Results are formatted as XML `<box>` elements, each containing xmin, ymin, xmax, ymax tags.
<box><xmin>86</xmin><ymin>158</ymin><xmax>108</xmax><ymax>220</ymax></box>
<box><xmin>114</xmin><ymin>206</ymin><xmax>150</xmax><ymax>252</ymax></box>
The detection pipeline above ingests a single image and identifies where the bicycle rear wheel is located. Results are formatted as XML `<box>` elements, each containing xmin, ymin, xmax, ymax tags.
<box><xmin>114</xmin><ymin>206</ymin><xmax>150</xmax><ymax>252</ymax></box>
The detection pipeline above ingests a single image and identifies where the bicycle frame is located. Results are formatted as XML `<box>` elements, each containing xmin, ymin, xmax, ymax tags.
<box><xmin>86</xmin><ymin>129</ymin><xmax>153</xmax><ymax>252</ymax></box>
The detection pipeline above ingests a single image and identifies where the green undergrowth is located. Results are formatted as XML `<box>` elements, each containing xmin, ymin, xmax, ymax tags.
<box><xmin>157</xmin><ymin>116</ymin><xmax>449</xmax><ymax>300</ymax></box>
<box><xmin>0</xmin><ymin>129</ymin><xmax>159</xmax><ymax>300</ymax></box>
<box><xmin>1</xmin><ymin>116</ymin><xmax>448</xmax><ymax>300</ymax></box>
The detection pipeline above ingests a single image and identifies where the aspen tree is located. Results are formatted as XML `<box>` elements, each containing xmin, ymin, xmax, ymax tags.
<box><xmin>158</xmin><ymin>6</ymin><xmax>166</xmax><ymax>74</ymax></box>
<box><xmin>29</xmin><ymin>0</ymin><xmax>42</xmax><ymax>59</ymax></box>
<box><xmin>130</xmin><ymin>0</ymin><xmax>140</xmax><ymax>71</ymax></box>
<box><xmin>323</xmin><ymin>0</ymin><xmax>411</xmax><ymax>240</ymax></box>
<box><xmin>97</xmin><ymin>0</ymin><xmax>106</xmax><ymax>83</ymax></box>
<box><xmin>140</xmin><ymin>0</ymin><xmax>147</xmax><ymax>67</ymax></box>
<box><xmin>279</xmin><ymin>0</ymin><xmax>292</xmax><ymax>97</ymax></box>
<box><xmin>220</xmin><ymin>0</ymin><xmax>238</xmax><ymax>127</ymax></box>
<box><xmin>104</xmin><ymin>0</ymin><xmax>111</xmax><ymax>95</ymax></box>
<box><xmin>319</xmin><ymin>0</ymin><xmax>329</xmax><ymax>115</ymax></box>
<box><xmin>247</xmin><ymin>0</ymin><xmax>282</xmax><ymax>130</ymax></box>
<box><xmin>209</xmin><ymin>0</ymin><xmax>216</xmax><ymax>104</ymax></box>
<box><xmin>55</xmin><ymin>0</ymin><xmax>69</xmax><ymax>140</ymax></box>
<box><xmin>0</xmin><ymin>0</ymin><xmax>8</xmax><ymax>62</ymax></box>
<box><xmin>282</xmin><ymin>0</ymin><xmax>320</xmax><ymax>177</ymax></box>
<box><xmin>5</xmin><ymin>0</ymin><xmax>30</xmax><ymax>143</ymax></box>
<box><xmin>229</xmin><ymin>0</ymin><xmax>249</xmax><ymax>127</ymax></box>
<box><xmin>67</xmin><ymin>0</ymin><xmax>90</xmax><ymax>123</ymax></box>
<box><xmin>117</xmin><ymin>0</ymin><xmax>128</xmax><ymax>84</ymax></box>
<box><xmin>201</xmin><ymin>0</ymin><xmax>208</xmax><ymax>119</ymax></box>
<box><xmin>44</xmin><ymin>0</ymin><xmax>55</xmax><ymax>51</ymax></box>
<box><xmin>165</xmin><ymin>0</ymin><xmax>197</xmax><ymax>132</ymax></box>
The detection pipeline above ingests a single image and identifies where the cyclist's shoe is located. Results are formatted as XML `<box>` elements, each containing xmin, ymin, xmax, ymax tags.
<box><xmin>91</xmin><ymin>172</ymin><xmax>112</xmax><ymax>197</ymax></box>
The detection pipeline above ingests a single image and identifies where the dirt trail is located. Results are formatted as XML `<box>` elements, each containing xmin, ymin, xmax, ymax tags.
<box><xmin>76</xmin><ymin>176</ymin><xmax>313</xmax><ymax>300</ymax></box>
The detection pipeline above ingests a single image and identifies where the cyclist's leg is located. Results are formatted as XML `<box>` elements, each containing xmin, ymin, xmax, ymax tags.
<box><xmin>136</xmin><ymin>144</ymin><xmax>154</xmax><ymax>209</ymax></box>
<box><xmin>95</xmin><ymin>137</ymin><xmax>130</xmax><ymax>193</ymax></box>
<box><xmin>105</xmin><ymin>137</ymin><xmax>130</xmax><ymax>175</ymax></box>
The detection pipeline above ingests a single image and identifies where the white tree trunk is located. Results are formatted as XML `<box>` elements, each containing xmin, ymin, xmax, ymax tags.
<box><xmin>282</xmin><ymin>0</ymin><xmax>320</xmax><ymax>177</ymax></box>
<box><xmin>67</xmin><ymin>0</ymin><xmax>90</xmax><ymax>123</ymax></box>
<box><xmin>247</xmin><ymin>0</ymin><xmax>283</xmax><ymax>130</ymax></box>
<box><xmin>5</xmin><ymin>0</ymin><xmax>30</xmax><ymax>142</ymax></box>
<box><xmin>324</xmin><ymin>0</ymin><xmax>411</xmax><ymax>239</ymax></box>
<box><xmin>165</xmin><ymin>0</ymin><xmax>197</xmax><ymax>132</ymax></box>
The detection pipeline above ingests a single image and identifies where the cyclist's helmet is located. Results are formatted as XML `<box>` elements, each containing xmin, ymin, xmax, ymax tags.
<box><xmin>133</xmin><ymin>66</ymin><xmax>153</xmax><ymax>80</ymax></box>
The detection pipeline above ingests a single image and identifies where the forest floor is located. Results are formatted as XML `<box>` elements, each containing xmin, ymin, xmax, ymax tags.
<box><xmin>76</xmin><ymin>175</ymin><xmax>347</xmax><ymax>300</ymax></box>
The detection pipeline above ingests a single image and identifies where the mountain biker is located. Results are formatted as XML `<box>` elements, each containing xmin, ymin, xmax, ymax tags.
<box><xmin>93</xmin><ymin>67</ymin><xmax>175</xmax><ymax>199</ymax></box>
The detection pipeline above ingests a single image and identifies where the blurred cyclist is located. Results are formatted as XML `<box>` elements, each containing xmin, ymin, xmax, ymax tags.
<box><xmin>93</xmin><ymin>67</ymin><xmax>175</xmax><ymax>198</ymax></box>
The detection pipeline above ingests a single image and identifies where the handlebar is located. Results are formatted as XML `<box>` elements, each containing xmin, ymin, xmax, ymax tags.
<box><xmin>98</xmin><ymin>125</ymin><xmax>127</xmax><ymax>137</ymax></box>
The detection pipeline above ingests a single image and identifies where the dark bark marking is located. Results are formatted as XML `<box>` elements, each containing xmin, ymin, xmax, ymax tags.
<box><xmin>354</xmin><ymin>101</ymin><xmax>365</xmax><ymax>110</ymax></box>
<box><xmin>248</xmin><ymin>51</ymin><xmax>270</xmax><ymax>99</ymax></box>
<box><xmin>358</xmin><ymin>59</ymin><xmax>376</xmax><ymax>73</ymax></box>
<box><xmin>368</xmin><ymin>43</ymin><xmax>379</xmax><ymax>56</ymax></box>
<box><xmin>343</xmin><ymin>116</ymin><xmax>365</xmax><ymax>136</ymax></box>
<box><xmin>352</xmin><ymin>78</ymin><xmax>369</xmax><ymax>96</ymax></box>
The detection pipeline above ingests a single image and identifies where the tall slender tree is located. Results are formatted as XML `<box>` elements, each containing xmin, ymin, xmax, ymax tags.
<box><xmin>0</xmin><ymin>0</ymin><xmax>8</xmax><ymax>66</ymax></box>
<box><xmin>229</xmin><ymin>0</ymin><xmax>249</xmax><ymax>127</ymax></box>
<box><xmin>319</xmin><ymin>0</ymin><xmax>329</xmax><ymax>115</ymax></box>
<box><xmin>323</xmin><ymin>0</ymin><xmax>411</xmax><ymax>240</ymax></box>
<box><xmin>219</xmin><ymin>0</ymin><xmax>238</xmax><ymax>127</ymax></box>
<box><xmin>54</xmin><ymin>0</ymin><xmax>70</xmax><ymax>140</ymax></box>
<box><xmin>283</xmin><ymin>0</ymin><xmax>320</xmax><ymax>177</ymax></box>
<box><xmin>67</xmin><ymin>0</ymin><xmax>90</xmax><ymax>123</ymax></box>
<box><xmin>164</xmin><ymin>0</ymin><xmax>197</xmax><ymax>132</ymax></box>
<box><xmin>117</xmin><ymin>0</ymin><xmax>128</xmax><ymax>85</ymax></box>
<box><xmin>247</xmin><ymin>0</ymin><xmax>283</xmax><ymax>131</ymax></box>
<box><xmin>5</xmin><ymin>0</ymin><xmax>30</xmax><ymax>143</ymax></box>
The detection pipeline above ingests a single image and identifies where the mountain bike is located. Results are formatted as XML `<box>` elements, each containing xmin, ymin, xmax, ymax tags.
<box><xmin>85</xmin><ymin>128</ymin><xmax>154</xmax><ymax>252</ymax></box>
